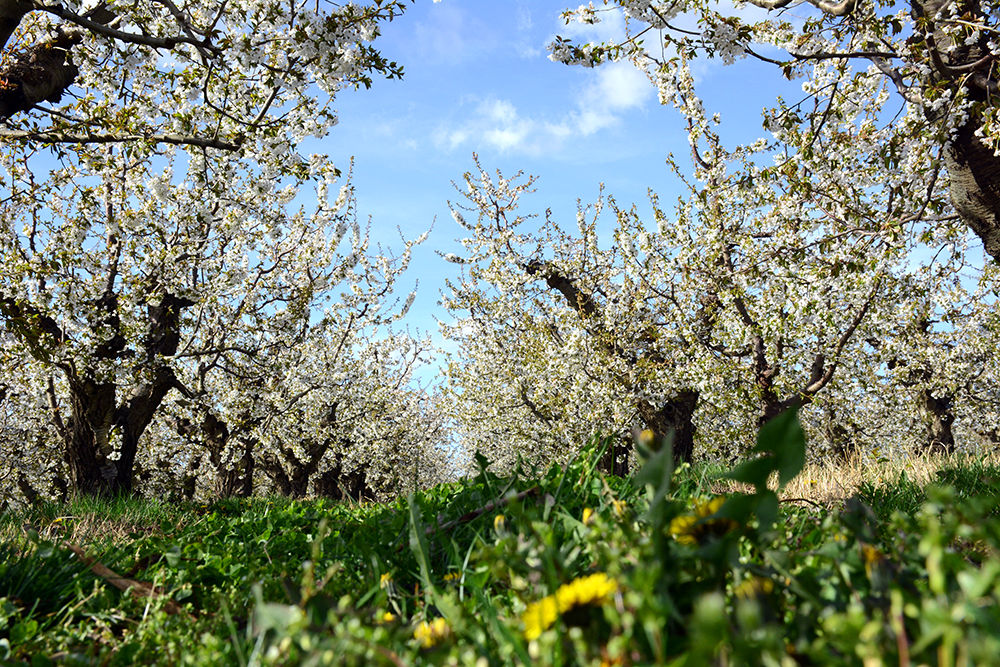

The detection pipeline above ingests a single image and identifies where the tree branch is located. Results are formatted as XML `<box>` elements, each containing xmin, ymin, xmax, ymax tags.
<box><xmin>0</xmin><ymin>129</ymin><xmax>242</xmax><ymax>150</ymax></box>
<box><xmin>524</xmin><ymin>259</ymin><xmax>600</xmax><ymax>319</ymax></box>
<box><xmin>744</xmin><ymin>0</ymin><xmax>858</xmax><ymax>16</ymax></box>
<box><xmin>0</xmin><ymin>0</ymin><xmax>31</xmax><ymax>52</ymax></box>
<box><xmin>33</xmin><ymin>1</ymin><xmax>219</xmax><ymax>54</ymax></box>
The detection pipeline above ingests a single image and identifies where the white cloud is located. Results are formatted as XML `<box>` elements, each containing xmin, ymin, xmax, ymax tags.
<box><xmin>434</xmin><ymin>59</ymin><xmax>652</xmax><ymax>155</ymax></box>
<box><xmin>572</xmin><ymin>60</ymin><xmax>652</xmax><ymax>135</ymax></box>
<box><xmin>435</xmin><ymin>99</ymin><xmax>548</xmax><ymax>155</ymax></box>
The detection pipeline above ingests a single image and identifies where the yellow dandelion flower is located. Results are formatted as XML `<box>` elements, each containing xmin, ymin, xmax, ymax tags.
<box><xmin>522</xmin><ymin>596</ymin><xmax>560</xmax><ymax>641</ymax></box>
<box><xmin>413</xmin><ymin>617</ymin><xmax>450</xmax><ymax>648</ymax></box>
<box><xmin>379</xmin><ymin>611</ymin><xmax>396</xmax><ymax>623</ymax></box>
<box><xmin>637</xmin><ymin>429</ymin><xmax>656</xmax><ymax>449</ymax></box>
<box><xmin>379</xmin><ymin>573</ymin><xmax>393</xmax><ymax>589</ymax></box>
<box><xmin>670</xmin><ymin>497</ymin><xmax>737</xmax><ymax>546</ymax></box>
<box><xmin>443</xmin><ymin>572</ymin><xmax>462</xmax><ymax>583</ymax></box>
<box><xmin>695</xmin><ymin>496</ymin><xmax>726</xmax><ymax>518</ymax></box>
<box><xmin>582</xmin><ymin>507</ymin><xmax>594</xmax><ymax>525</ymax></box>
<box><xmin>669</xmin><ymin>514</ymin><xmax>699</xmax><ymax>546</ymax></box>
<box><xmin>493</xmin><ymin>514</ymin><xmax>506</xmax><ymax>533</ymax></box>
<box><xmin>522</xmin><ymin>572</ymin><xmax>619</xmax><ymax>640</ymax></box>
<box><xmin>861</xmin><ymin>543</ymin><xmax>885</xmax><ymax>577</ymax></box>
<box><xmin>611</xmin><ymin>499</ymin><xmax>628</xmax><ymax>519</ymax></box>
<box><xmin>733</xmin><ymin>576</ymin><xmax>775</xmax><ymax>600</ymax></box>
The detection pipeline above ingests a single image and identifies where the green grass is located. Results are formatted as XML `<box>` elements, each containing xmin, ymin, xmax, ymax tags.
<box><xmin>3</xmin><ymin>421</ymin><xmax>1000</xmax><ymax>665</ymax></box>
<box><xmin>857</xmin><ymin>460</ymin><xmax>1000</xmax><ymax>521</ymax></box>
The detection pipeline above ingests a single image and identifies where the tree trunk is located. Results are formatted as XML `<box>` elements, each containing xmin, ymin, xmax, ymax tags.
<box><xmin>16</xmin><ymin>471</ymin><xmax>40</xmax><ymax>505</ymax></box>
<box><xmin>262</xmin><ymin>445</ymin><xmax>326</xmax><ymax>498</ymax></box>
<box><xmin>636</xmin><ymin>390</ymin><xmax>699</xmax><ymax>463</ymax></box>
<box><xmin>63</xmin><ymin>377</ymin><xmax>120</xmax><ymax>495</ymax></box>
<box><xmin>57</xmin><ymin>291</ymin><xmax>191</xmax><ymax>497</ymax></box>
<box><xmin>114</xmin><ymin>369</ymin><xmax>177</xmax><ymax>495</ymax></box>
<box><xmin>314</xmin><ymin>453</ymin><xmax>375</xmax><ymax>502</ymax></box>
<box><xmin>912</xmin><ymin>0</ymin><xmax>1000</xmax><ymax>263</ymax></box>
<box><xmin>62</xmin><ymin>370</ymin><xmax>178</xmax><ymax>497</ymax></box>
<box><xmin>823</xmin><ymin>406</ymin><xmax>858</xmax><ymax>463</ymax></box>
<box><xmin>262</xmin><ymin>454</ymin><xmax>293</xmax><ymax>496</ymax></box>
<box><xmin>919</xmin><ymin>388</ymin><xmax>956</xmax><ymax>454</ymax></box>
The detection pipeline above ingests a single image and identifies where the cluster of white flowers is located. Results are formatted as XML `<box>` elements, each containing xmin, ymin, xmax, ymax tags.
<box><xmin>707</xmin><ymin>21</ymin><xmax>744</xmax><ymax>66</ymax></box>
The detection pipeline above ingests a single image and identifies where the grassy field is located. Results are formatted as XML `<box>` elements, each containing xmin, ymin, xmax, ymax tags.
<box><xmin>3</xmin><ymin>415</ymin><xmax>1000</xmax><ymax>665</ymax></box>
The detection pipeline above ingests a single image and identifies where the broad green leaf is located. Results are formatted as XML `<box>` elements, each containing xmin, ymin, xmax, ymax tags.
<box><xmin>756</xmin><ymin>407</ymin><xmax>806</xmax><ymax>488</ymax></box>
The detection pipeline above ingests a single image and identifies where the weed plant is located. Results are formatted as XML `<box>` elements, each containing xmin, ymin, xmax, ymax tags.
<box><xmin>2</xmin><ymin>409</ymin><xmax>1000</xmax><ymax>664</ymax></box>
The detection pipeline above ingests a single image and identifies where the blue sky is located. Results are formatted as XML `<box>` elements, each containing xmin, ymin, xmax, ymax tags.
<box><xmin>325</xmin><ymin>1</ymin><xmax>790</xmax><ymax>356</ymax></box>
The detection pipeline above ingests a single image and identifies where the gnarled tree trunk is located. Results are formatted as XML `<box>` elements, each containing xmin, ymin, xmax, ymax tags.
<box><xmin>524</xmin><ymin>259</ymin><xmax>701</xmax><ymax>464</ymax></box>
<box><xmin>919</xmin><ymin>387</ymin><xmax>956</xmax><ymax>455</ymax></box>
<box><xmin>912</xmin><ymin>0</ymin><xmax>1000</xmax><ymax>262</ymax></box>
<box><xmin>636</xmin><ymin>390</ymin><xmax>700</xmax><ymax>463</ymax></box>
<box><xmin>314</xmin><ymin>452</ymin><xmax>375</xmax><ymax>502</ymax></box>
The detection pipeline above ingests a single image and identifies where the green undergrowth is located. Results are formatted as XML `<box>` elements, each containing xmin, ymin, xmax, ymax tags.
<box><xmin>857</xmin><ymin>458</ymin><xmax>1000</xmax><ymax>522</ymax></box>
<box><xmin>2</xmin><ymin>413</ymin><xmax>1000</xmax><ymax>665</ymax></box>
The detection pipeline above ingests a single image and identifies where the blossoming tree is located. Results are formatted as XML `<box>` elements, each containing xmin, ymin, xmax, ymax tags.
<box><xmin>551</xmin><ymin>0</ymin><xmax>1000</xmax><ymax>262</ymax></box>
<box><xmin>442</xmin><ymin>38</ymin><xmax>988</xmax><ymax>468</ymax></box>
<box><xmin>545</xmin><ymin>1</ymin><xmax>999</xmax><ymax>453</ymax></box>
<box><xmin>0</xmin><ymin>0</ymin><xmax>419</xmax><ymax>497</ymax></box>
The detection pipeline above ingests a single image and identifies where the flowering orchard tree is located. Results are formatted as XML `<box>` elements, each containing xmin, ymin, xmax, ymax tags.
<box><xmin>229</xmin><ymin>326</ymin><xmax>446</xmax><ymax>501</ymax></box>
<box><xmin>0</xmin><ymin>351</ymin><xmax>65</xmax><ymax>507</ymax></box>
<box><xmin>869</xmin><ymin>259</ymin><xmax>1000</xmax><ymax>454</ymax></box>
<box><xmin>0</xmin><ymin>0</ymin><xmax>407</xmax><ymax>151</ymax></box>
<box><xmin>138</xmin><ymin>212</ymin><xmax>440</xmax><ymax>501</ymax></box>
<box><xmin>148</xmin><ymin>328</ymin><xmax>451</xmax><ymax>502</ymax></box>
<box><xmin>442</xmin><ymin>42</ymin><xmax>981</xmax><ymax>468</ymax></box>
<box><xmin>552</xmin><ymin>0</ymin><xmax>1000</xmax><ymax>263</ymax></box>
<box><xmin>0</xmin><ymin>0</ymin><xmax>415</xmax><ymax>497</ymax></box>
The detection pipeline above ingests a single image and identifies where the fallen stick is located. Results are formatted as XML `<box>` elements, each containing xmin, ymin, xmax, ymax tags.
<box><xmin>63</xmin><ymin>542</ymin><xmax>185</xmax><ymax>615</ymax></box>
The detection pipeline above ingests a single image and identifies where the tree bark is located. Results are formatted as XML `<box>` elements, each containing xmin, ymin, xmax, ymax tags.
<box><xmin>0</xmin><ymin>30</ymin><xmax>81</xmax><ymax>120</ymax></box>
<box><xmin>314</xmin><ymin>452</ymin><xmax>375</xmax><ymax>501</ymax></box>
<box><xmin>63</xmin><ymin>377</ymin><xmax>119</xmax><ymax>495</ymax></box>
<box><xmin>822</xmin><ymin>405</ymin><xmax>858</xmax><ymax>462</ymax></box>
<box><xmin>52</xmin><ymin>292</ymin><xmax>192</xmax><ymax>497</ymax></box>
<box><xmin>636</xmin><ymin>390</ymin><xmax>700</xmax><ymax>463</ymax></box>
<box><xmin>912</xmin><ymin>0</ymin><xmax>1000</xmax><ymax>262</ymax></box>
<box><xmin>262</xmin><ymin>413</ymin><xmax>340</xmax><ymax>499</ymax></box>
<box><xmin>213</xmin><ymin>437</ymin><xmax>255</xmax><ymax>498</ymax></box>
<box><xmin>919</xmin><ymin>387</ymin><xmax>956</xmax><ymax>454</ymax></box>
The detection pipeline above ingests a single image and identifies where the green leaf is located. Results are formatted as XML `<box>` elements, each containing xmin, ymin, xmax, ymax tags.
<box><xmin>756</xmin><ymin>407</ymin><xmax>806</xmax><ymax>488</ymax></box>
<box><xmin>755</xmin><ymin>490</ymin><xmax>780</xmax><ymax>532</ymax></box>
<box><xmin>407</xmin><ymin>493</ymin><xmax>435</xmax><ymax>598</ymax></box>
<box><xmin>253</xmin><ymin>603</ymin><xmax>304</xmax><ymax>635</ymax></box>
<box><xmin>726</xmin><ymin>456</ymin><xmax>775</xmax><ymax>491</ymax></box>
<box><xmin>633</xmin><ymin>431</ymin><xmax>674</xmax><ymax>530</ymax></box>
<box><xmin>165</xmin><ymin>545</ymin><xmax>182</xmax><ymax>567</ymax></box>
<box><xmin>726</xmin><ymin>407</ymin><xmax>806</xmax><ymax>493</ymax></box>
<box><xmin>9</xmin><ymin>618</ymin><xmax>38</xmax><ymax>644</ymax></box>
